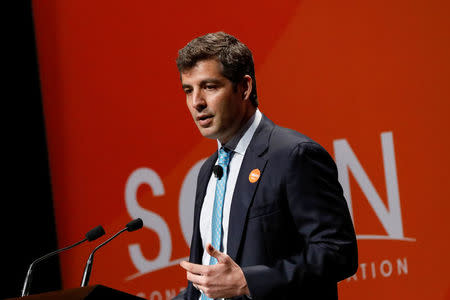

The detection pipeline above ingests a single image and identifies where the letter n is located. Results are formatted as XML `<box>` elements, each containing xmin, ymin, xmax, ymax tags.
<box><xmin>333</xmin><ymin>132</ymin><xmax>404</xmax><ymax>238</ymax></box>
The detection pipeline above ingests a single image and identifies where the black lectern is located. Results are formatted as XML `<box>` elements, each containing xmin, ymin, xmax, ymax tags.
<box><xmin>6</xmin><ymin>285</ymin><xmax>145</xmax><ymax>300</ymax></box>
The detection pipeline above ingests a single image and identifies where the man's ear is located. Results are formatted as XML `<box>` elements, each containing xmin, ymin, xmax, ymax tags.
<box><xmin>241</xmin><ymin>75</ymin><xmax>253</xmax><ymax>101</ymax></box>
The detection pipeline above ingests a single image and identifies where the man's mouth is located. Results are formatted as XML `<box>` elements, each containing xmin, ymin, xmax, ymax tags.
<box><xmin>197</xmin><ymin>115</ymin><xmax>213</xmax><ymax>126</ymax></box>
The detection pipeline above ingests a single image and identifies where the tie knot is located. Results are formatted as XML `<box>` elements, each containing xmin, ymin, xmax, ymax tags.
<box><xmin>218</xmin><ymin>148</ymin><xmax>231</xmax><ymax>166</ymax></box>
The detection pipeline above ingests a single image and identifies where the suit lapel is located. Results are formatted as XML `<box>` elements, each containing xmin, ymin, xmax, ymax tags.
<box><xmin>227</xmin><ymin>116</ymin><xmax>274</xmax><ymax>261</ymax></box>
<box><xmin>190</xmin><ymin>152</ymin><xmax>217</xmax><ymax>264</ymax></box>
<box><xmin>195</xmin><ymin>153</ymin><xmax>217</xmax><ymax>208</ymax></box>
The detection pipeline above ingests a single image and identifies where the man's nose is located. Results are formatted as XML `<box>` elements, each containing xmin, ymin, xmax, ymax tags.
<box><xmin>192</xmin><ymin>89</ymin><xmax>206</xmax><ymax>111</ymax></box>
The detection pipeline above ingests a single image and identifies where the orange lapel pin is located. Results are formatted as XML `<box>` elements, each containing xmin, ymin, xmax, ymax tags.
<box><xmin>249</xmin><ymin>169</ymin><xmax>261</xmax><ymax>183</ymax></box>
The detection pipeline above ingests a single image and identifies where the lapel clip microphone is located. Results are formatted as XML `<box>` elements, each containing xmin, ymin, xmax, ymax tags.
<box><xmin>213</xmin><ymin>165</ymin><xmax>223</xmax><ymax>180</ymax></box>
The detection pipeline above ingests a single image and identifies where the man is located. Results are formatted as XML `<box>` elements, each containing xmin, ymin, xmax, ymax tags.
<box><xmin>174</xmin><ymin>32</ymin><xmax>357</xmax><ymax>300</ymax></box>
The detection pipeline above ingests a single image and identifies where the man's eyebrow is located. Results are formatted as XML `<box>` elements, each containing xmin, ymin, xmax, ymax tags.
<box><xmin>182</xmin><ymin>78</ymin><xmax>223</xmax><ymax>89</ymax></box>
<box><xmin>200</xmin><ymin>78</ymin><xmax>222</xmax><ymax>85</ymax></box>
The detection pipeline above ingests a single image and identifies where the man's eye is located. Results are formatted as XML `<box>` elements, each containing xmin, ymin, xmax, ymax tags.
<box><xmin>205</xmin><ymin>85</ymin><xmax>216</xmax><ymax>90</ymax></box>
<box><xmin>184</xmin><ymin>89</ymin><xmax>192</xmax><ymax>94</ymax></box>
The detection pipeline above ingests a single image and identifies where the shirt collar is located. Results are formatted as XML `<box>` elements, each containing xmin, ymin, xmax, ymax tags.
<box><xmin>217</xmin><ymin>109</ymin><xmax>262</xmax><ymax>156</ymax></box>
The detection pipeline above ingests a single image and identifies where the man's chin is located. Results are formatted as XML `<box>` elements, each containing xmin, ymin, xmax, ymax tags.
<box><xmin>198</xmin><ymin>128</ymin><xmax>218</xmax><ymax>140</ymax></box>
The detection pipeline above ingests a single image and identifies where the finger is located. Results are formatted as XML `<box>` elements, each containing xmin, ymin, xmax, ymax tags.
<box><xmin>180</xmin><ymin>261</ymin><xmax>208</xmax><ymax>275</ymax></box>
<box><xmin>186</xmin><ymin>271</ymin><xmax>208</xmax><ymax>286</ymax></box>
<box><xmin>206</xmin><ymin>243</ymin><xmax>228</xmax><ymax>264</ymax></box>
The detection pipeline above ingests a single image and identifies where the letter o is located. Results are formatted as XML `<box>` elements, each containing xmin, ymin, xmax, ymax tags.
<box><xmin>380</xmin><ymin>260</ymin><xmax>393</xmax><ymax>277</ymax></box>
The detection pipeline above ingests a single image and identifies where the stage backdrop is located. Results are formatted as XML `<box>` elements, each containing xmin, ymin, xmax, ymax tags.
<box><xmin>32</xmin><ymin>0</ymin><xmax>450</xmax><ymax>299</ymax></box>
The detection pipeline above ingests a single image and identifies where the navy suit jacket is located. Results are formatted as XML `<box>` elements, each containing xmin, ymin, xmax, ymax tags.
<box><xmin>176</xmin><ymin>115</ymin><xmax>357</xmax><ymax>300</ymax></box>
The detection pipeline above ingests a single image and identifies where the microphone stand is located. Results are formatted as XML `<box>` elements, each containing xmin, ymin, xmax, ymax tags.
<box><xmin>22</xmin><ymin>238</ymin><xmax>87</xmax><ymax>297</ymax></box>
<box><xmin>80</xmin><ymin>228</ymin><xmax>127</xmax><ymax>287</ymax></box>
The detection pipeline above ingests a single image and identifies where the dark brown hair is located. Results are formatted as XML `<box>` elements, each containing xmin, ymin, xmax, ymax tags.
<box><xmin>176</xmin><ymin>32</ymin><xmax>258</xmax><ymax>107</ymax></box>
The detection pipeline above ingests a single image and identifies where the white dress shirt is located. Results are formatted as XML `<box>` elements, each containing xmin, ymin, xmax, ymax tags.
<box><xmin>199</xmin><ymin>109</ymin><xmax>262</xmax><ymax>267</ymax></box>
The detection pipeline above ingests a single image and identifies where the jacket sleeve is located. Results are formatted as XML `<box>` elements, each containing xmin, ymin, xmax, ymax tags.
<box><xmin>243</xmin><ymin>142</ymin><xmax>358</xmax><ymax>298</ymax></box>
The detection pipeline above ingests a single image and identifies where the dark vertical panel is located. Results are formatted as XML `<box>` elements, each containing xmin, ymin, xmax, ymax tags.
<box><xmin>1</xmin><ymin>0</ymin><xmax>61</xmax><ymax>298</ymax></box>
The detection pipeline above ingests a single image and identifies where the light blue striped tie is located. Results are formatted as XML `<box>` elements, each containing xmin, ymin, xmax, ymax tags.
<box><xmin>201</xmin><ymin>148</ymin><xmax>231</xmax><ymax>300</ymax></box>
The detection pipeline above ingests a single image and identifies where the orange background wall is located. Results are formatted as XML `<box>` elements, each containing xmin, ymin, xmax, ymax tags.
<box><xmin>32</xmin><ymin>0</ymin><xmax>450</xmax><ymax>299</ymax></box>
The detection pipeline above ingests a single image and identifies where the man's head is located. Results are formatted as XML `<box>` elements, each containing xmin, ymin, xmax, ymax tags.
<box><xmin>177</xmin><ymin>32</ymin><xmax>258</xmax><ymax>144</ymax></box>
<box><xmin>177</xmin><ymin>32</ymin><xmax>258</xmax><ymax>107</ymax></box>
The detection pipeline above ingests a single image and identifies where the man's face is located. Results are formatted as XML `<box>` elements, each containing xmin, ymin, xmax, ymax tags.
<box><xmin>181</xmin><ymin>59</ymin><xmax>246</xmax><ymax>144</ymax></box>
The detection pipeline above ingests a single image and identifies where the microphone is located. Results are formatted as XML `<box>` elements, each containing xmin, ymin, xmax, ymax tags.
<box><xmin>80</xmin><ymin>218</ymin><xmax>143</xmax><ymax>287</ymax></box>
<box><xmin>21</xmin><ymin>225</ymin><xmax>105</xmax><ymax>297</ymax></box>
<box><xmin>213</xmin><ymin>165</ymin><xmax>223</xmax><ymax>179</ymax></box>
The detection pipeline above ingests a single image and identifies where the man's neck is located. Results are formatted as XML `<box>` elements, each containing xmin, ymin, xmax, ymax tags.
<box><xmin>219</xmin><ymin>108</ymin><xmax>258</xmax><ymax>152</ymax></box>
<box><xmin>218</xmin><ymin>106</ymin><xmax>256</xmax><ymax>145</ymax></box>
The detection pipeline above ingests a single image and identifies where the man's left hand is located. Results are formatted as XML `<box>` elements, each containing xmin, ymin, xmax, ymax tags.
<box><xmin>180</xmin><ymin>244</ymin><xmax>250</xmax><ymax>299</ymax></box>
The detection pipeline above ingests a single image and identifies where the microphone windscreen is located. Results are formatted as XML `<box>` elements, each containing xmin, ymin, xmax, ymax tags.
<box><xmin>213</xmin><ymin>165</ymin><xmax>223</xmax><ymax>179</ymax></box>
<box><xmin>126</xmin><ymin>218</ymin><xmax>143</xmax><ymax>232</ymax></box>
<box><xmin>85</xmin><ymin>225</ymin><xmax>105</xmax><ymax>241</ymax></box>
